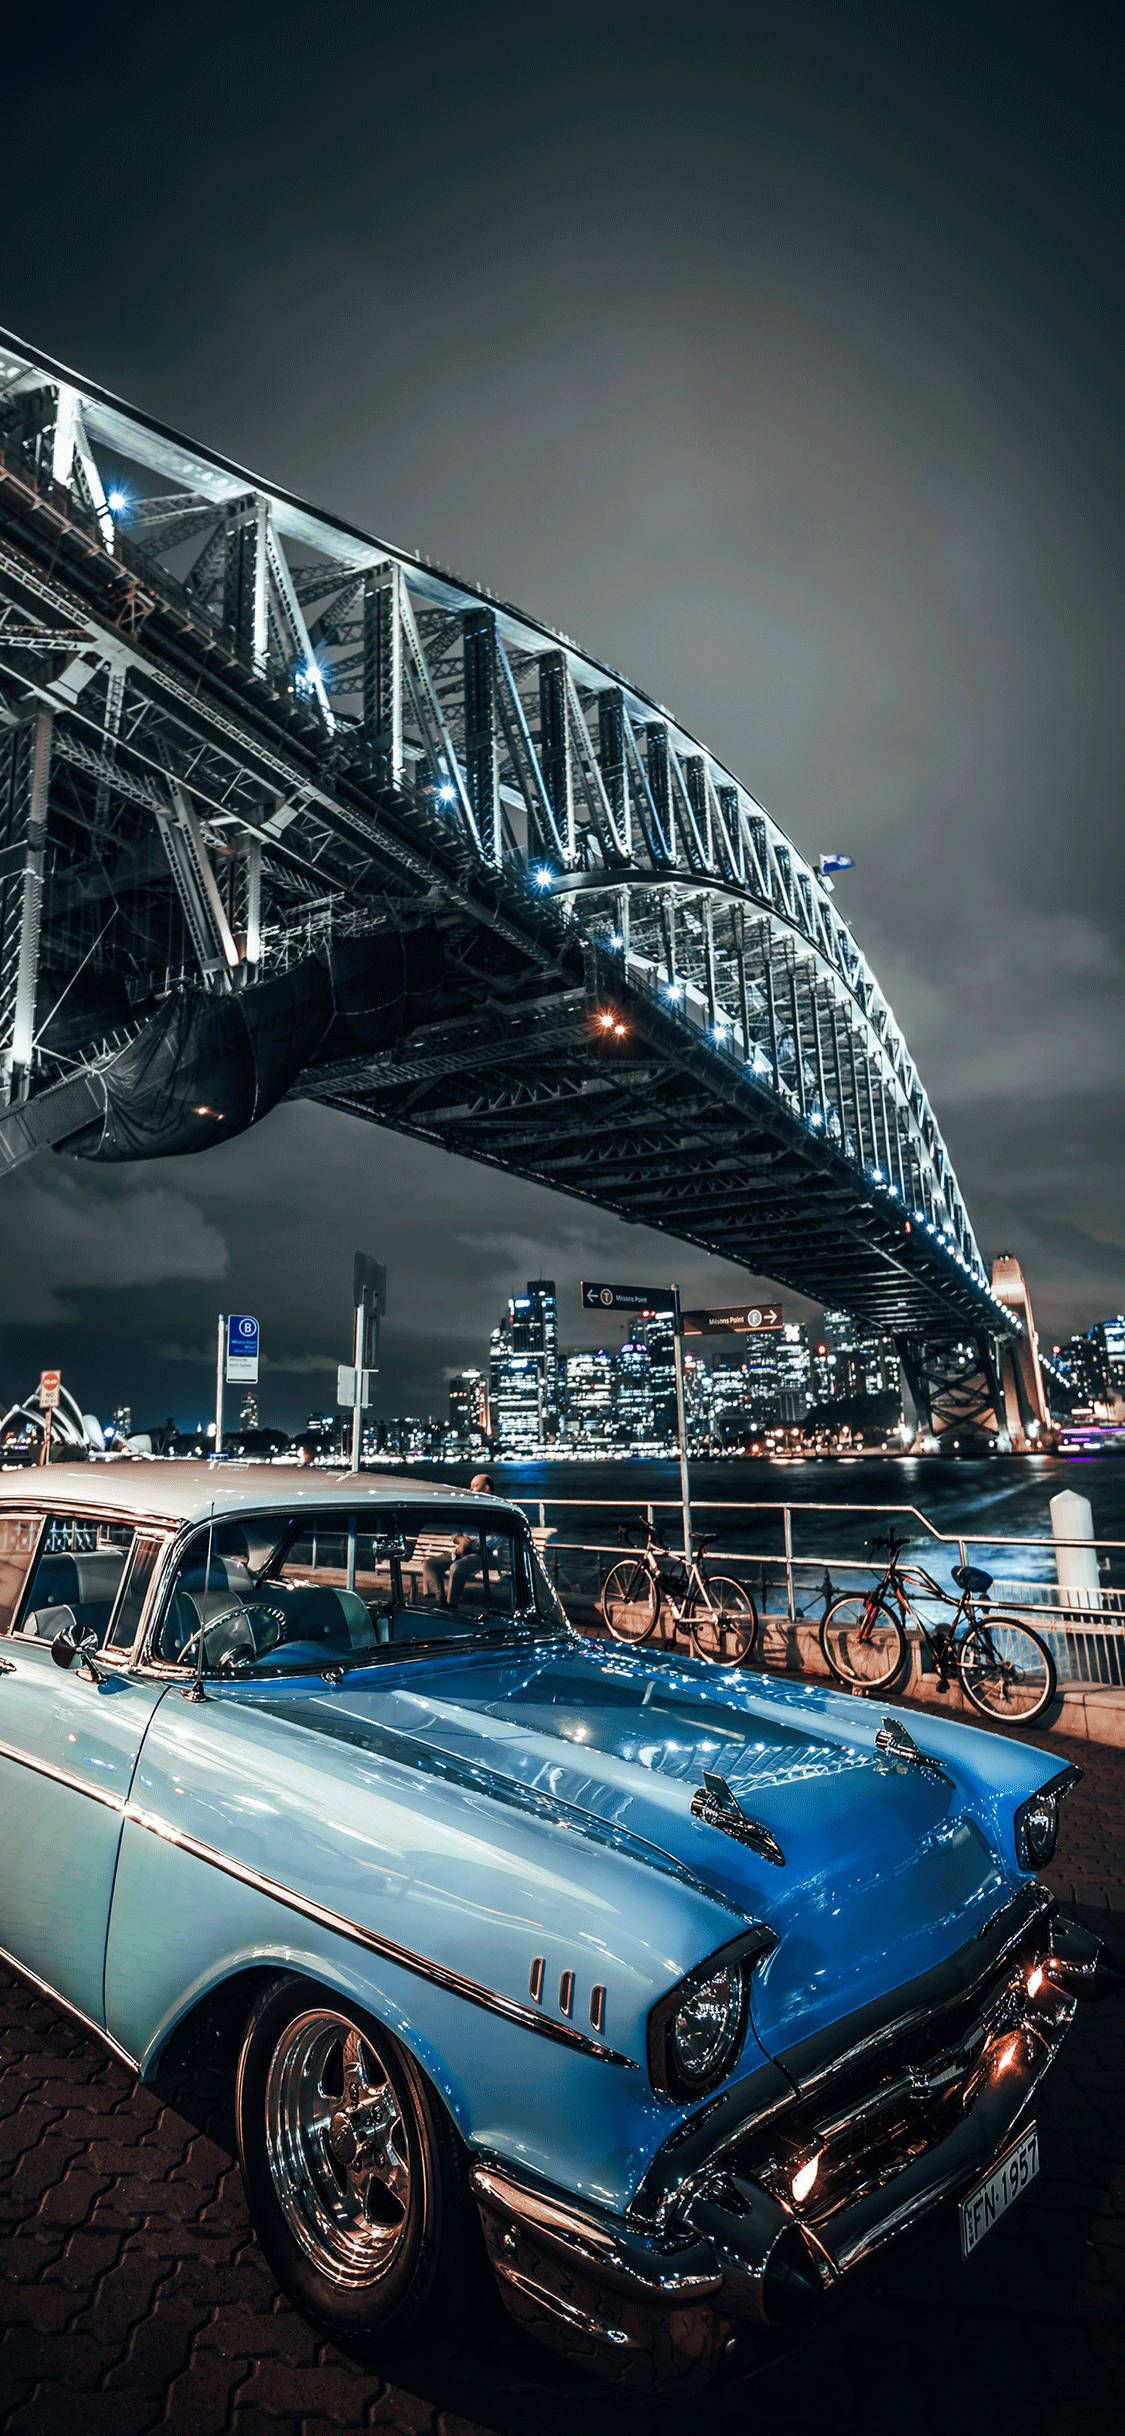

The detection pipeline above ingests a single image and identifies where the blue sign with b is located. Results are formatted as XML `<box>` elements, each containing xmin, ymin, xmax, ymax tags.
<box><xmin>225</xmin><ymin>1313</ymin><xmax>260</xmax><ymax>1380</ymax></box>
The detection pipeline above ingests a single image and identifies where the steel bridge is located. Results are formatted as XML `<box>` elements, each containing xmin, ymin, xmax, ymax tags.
<box><xmin>0</xmin><ymin>328</ymin><xmax>1019</xmax><ymax>1379</ymax></box>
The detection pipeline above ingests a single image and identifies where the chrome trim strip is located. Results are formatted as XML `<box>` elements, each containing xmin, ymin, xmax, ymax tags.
<box><xmin>0</xmin><ymin>1939</ymin><xmax>138</xmax><ymax>2071</ymax></box>
<box><xmin>0</xmin><ymin>1733</ymin><xmax>127</xmax><ymax>1813</ymax></box>
<box><xmin>120</xmin><ymin>1799</ymin><xmax>637</xmax><ymax>2069</ymax></box>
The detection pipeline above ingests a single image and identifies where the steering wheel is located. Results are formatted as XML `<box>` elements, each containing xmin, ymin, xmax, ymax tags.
<box><xmin>173</xmin><ymin>1598</ymin><xmax>289</xmax><ymax>1671</ymax></box>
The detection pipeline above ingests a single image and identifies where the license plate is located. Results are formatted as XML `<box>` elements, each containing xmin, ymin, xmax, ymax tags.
<box><xmin>959</xmin><ymin>2124</ymin><xmax>1038</xmax><ymax>2258</ymax></box>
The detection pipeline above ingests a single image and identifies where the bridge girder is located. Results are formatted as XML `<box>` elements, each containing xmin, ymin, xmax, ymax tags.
<box><xmin>0</xmin><ymin>327</ymin><xmax>1013</xmax><ymax>1341</ymax></box>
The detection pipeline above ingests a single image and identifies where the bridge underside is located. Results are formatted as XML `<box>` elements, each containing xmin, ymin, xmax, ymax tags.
<box><xmin>0</xmin><ymin>328</ymin><xmax>1014</xmax><ymax>1349</ymax></box>
<box><xmin>308</xmin><ymin>986</ymin><xmax>979</xmax><ymax>1333</ymax></box>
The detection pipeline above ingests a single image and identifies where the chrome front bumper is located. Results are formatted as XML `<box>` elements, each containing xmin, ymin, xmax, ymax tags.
<box><xmin>472</xmin><ymin>1909</ymin><xmax>1108</xmax><ymax>2396</ymax></box>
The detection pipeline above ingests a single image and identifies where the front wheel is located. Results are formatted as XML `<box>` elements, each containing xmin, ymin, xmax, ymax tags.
<box><xmin>235</xmin><ymin>1975</ymin><xmax>471</xmax><ymax>2350</ymax></box>
<box><xmin>820</xmin><ymin>1593</ymin><xmax>906</xmax><ymax>1689</ymax></box>
<box><xmin>688</xmin><ymin>1575</ymin><xmax>758</xmax><ymax>1665</ymax></box>
<box><xmin>601</xmin><ymin>1558</ymin><xmax>659</xmax><ymax>1642</ymax></box>
<box><xmin>959</xmin><ymin>1613</ymin><xmax>1057</xmax><ymax>1724</ymax></box>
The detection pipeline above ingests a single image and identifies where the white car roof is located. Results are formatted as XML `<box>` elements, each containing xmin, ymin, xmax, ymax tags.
<box><xmin>0</xmin><ymin>1460</ymin><xmax>512</xmax><ymax>1532</ymax></box>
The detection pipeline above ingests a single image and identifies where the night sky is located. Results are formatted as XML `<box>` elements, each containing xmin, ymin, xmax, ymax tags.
<box><xmin>1</xmin><ymin>1</ymin><xmax>1122</xmax><ymax>1429</ymax></box>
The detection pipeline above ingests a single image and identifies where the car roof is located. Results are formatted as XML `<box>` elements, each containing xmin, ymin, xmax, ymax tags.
<box><xmin>0</xmin><ymin>1460</ymin><xmax>514</xmax><ymax>1531</ymax></box>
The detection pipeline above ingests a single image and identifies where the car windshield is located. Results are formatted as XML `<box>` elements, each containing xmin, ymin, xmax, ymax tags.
<box><xmin>154</xmin><ymin>1504</ymin><xmax>563</xmax><ymax>1676</ymax></box>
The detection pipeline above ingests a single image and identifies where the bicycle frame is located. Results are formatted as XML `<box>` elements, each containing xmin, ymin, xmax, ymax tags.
<box><xmin>620</xmin><ymin>1528</ymin><xmax>712</xmax><ymax>1623</ymax></box>
<box><xmin>862</xmin><ymin>1551</ymin><xmax>978</xmax><ymax>1672</ymax></box>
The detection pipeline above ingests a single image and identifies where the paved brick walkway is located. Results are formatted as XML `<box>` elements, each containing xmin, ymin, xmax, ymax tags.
<box><xmin>1</xmin><ymin>1729</ymin><xmax>1121</xmax><ymax>2436</ymax></box>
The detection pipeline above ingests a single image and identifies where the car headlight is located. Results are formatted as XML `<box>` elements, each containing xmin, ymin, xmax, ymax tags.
<box><xmin>647</xmin><ymin>1928</ymin><xmax>775</xmax><ymax>2099</ymax></box>
<box><xmin>1014</xmin><ymin>1766</ymin><xmax>1081</xmax><ymax>1871</ymax></box>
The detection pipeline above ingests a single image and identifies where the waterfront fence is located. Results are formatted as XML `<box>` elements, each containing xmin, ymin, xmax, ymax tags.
<box><xmin>508</xmin><ymin>1495</ymin><xmax>1125</xmax><ymax>1689</ymax></box>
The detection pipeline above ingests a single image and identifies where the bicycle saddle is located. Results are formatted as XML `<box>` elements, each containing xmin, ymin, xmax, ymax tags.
<box><xmin>952</xmin><ymin>1563</ymin><xmax>993</xmax><ymax>1595</ymax></box>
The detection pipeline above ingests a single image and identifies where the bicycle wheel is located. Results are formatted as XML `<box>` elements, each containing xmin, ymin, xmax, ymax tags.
<box><xmin>688</xmin><ymin>1576</ymin><xmax>758</xmax><ymax>1666</ymax></box>
<box><xmin>959</xmin><ymin>1612</ymin><xmax>1057</xmax><ymax>1725</ymax></box>
<box><xmin>820</xmin><ymin>1593</ymin><xmax>906</xmax><ymax>1690</ymax></box>
<box><xmin>601</xmin><ymin>1560</ymin><xmax>659</xmax><ymax>1644</ymax></box>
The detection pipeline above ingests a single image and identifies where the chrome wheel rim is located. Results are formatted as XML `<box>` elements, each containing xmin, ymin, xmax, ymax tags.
<box><xmin>263</xmin><ymin>2010</ymin><xmax>416</xmax><ymax>2287</ymax></box>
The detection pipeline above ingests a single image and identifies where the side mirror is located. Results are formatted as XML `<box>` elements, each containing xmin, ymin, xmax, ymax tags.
<box><xmin>50</xmin><ymin>1613</ymin><xmax>100</xmax><ymax>1672</ymax></box>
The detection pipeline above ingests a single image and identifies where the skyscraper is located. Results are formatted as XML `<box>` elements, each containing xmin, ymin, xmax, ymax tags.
<box><xmin>636</xmin><ymin>1308</ymin><xmax>678</xmax><ymax>1442</ymax></box>
<box><xmin>489</xmin><ymin>1280</ymin><xmax>560</xmax><ymax>1451</ymax></box>
<box><xmin>449</xmin><ymin>1368</ymin><xmax>489</xmax><ymax>1447</ymax></box>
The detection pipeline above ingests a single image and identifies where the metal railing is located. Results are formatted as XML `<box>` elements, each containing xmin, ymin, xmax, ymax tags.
<box><xmin>505</xmin><ymin>1493</ymin><xmax>1125</xmax><ymax>1690</ymax></box>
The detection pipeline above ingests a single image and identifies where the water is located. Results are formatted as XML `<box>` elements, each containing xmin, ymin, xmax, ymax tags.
<box><xmin>388</xmin><ymin>1453</ymin><xmax>1125</xmax><ymax>1604</ymax></box>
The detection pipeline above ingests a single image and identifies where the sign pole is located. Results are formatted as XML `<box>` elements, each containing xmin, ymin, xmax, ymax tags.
<box><xmin>214</xmin><ymin>1314</ymin><xmax>225</xmax><ymax>1458</ymax></box>
<box><xmin>349</xmin><ymin>1300</ymin><xmax>365</xmax><ymax>1474</ymax></box>
<box><xmin>671</xmin><ymin>1287</ymin><xmax>693</xmax><ymax>1562</ymax></box>
<box><xmin>37</xmin><ymin>1369</ymin><xmax>61</xmax><ymax>1466</ymax></box>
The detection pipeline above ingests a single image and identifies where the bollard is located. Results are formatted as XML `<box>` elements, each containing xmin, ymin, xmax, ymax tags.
<box><xmin>1050</xmin><ymin>1489</ymin><xmax>1100</xmax><ymax>1611</ymax></box>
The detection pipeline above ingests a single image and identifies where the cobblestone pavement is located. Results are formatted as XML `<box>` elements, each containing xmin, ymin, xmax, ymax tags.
<box><xmin>1</xmin><ymin>1727</ymin><xmax>1121</xmax><ymax>2436</ymax></box>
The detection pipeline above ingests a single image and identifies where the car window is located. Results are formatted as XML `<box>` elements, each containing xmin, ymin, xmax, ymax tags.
<box><xmin>105</xmin><ymin>1535</ymin><xmax>165</xmax><ymax>1654</ymax></box>
<box><xmin>0</xmin><ymin>1512</ymin><xmax>42</xmax><ymax>1635</ymax></box>
<box><xmin>278</xmin><ymin>1525</ymin><xmax>395</xmax><ymax>1606</ymax></box>
<box><xmin>397</xmin><ymin>1510</ymin><xmax>522</xmax><ymax>1626</ymax></box>
<box><xmin>16</xmin><ymin>1514</ymin><xmax>135</xmax><ymax>1647</ymax></box>
<box><xmin>147</xmin><ymin>1504</ymin><xmax>533</xmax><ymax>1674</ymax></box>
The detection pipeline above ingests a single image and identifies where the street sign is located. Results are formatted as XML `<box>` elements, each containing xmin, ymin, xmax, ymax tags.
<box><xmin>225</xmin><ymin>1313</ymin><xmax>260</xmax><ymax>1383</ymax></box>
<box><xmin>580</xmin><ymin>1281</ymin><xmax>675</xmax><ymax>1314</ymax></box>
<box><xmin>337</xmin><ymin>1366</ymin><xmax>376</xmax><ymax>1410</ymax></box>
<box><xmin>38</xmin><ymin>1369</ymin><xmax>61</xmax><ymax>1410</ymax></box>
<box><xmin>680</xmin><ymin>1302</ymin><xmax>784</xmax><ymax>1336</ymax></box>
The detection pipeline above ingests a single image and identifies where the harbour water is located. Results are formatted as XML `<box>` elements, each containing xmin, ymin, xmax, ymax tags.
<box><xmin>390</xmin><ymin>1453</ymin><xmax>1125</xmax><ymax>1599</ymax></box>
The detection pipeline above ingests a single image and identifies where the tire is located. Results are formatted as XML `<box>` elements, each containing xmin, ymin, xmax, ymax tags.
<box><xmin>820</xmin><ymin>1593</ymin><xmax>906</xmax><ymax>1690</ymax></box>
<box><xmin>235</xmin><ymin>1975</ymin><xmax>472</xmax><ymax>2351</ymax></box>
<box><xmin>688</xmin><ymin>1575</ymin><xmax>758</xmax><ymax>1665</ymax></box>
<box><xmin>959</xmin><ymin>1612</ymin><xmax>1057</xmax><ymax>1725</ymax></box>
<box><xmin>601</xmin><ymin>1558</ymin><xmax>659</xmax><ymax>1642</ymax></box>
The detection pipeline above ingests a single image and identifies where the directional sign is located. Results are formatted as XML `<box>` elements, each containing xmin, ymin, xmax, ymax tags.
<box><xmin>225</xmin><ymin>1313</ymin><xmax>260</xmax><ymax>1383</ymax></box>
<box><xmin>38</xmin><ymin>1369</ymin><xmax>61</xmax><ymax>1410</ymax></box>
<box><xmin>581</xmin><ymin>1281</ymin><xmax>675</xmax><ymax>1315</ymax></box>
<box><xmin>680</xmin><ymin>1302</ymin><xmax>784</xmax><ymax>1337</ymax></box>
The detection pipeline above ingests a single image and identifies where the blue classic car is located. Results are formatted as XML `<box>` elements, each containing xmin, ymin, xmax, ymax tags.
<box><xmin>0</xmin><ymin>1465</ymin><xmax>1112</xmax><ymax>2394</ymax></box>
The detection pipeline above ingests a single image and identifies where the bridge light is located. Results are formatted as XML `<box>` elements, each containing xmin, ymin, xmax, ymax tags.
<box><xmin>107</xmin><ymin>488</ymin><xmax>128</xmax><ymax>514</ymax></box>
<box><xmin>597</xmin><ymin>1010</ymin><xmax>615</xmax><ymax>1029</ymax></box>
<box><xmin>437</xmin><ymin>781</ymin><xmax>457</xmax><ymax>803</ymax></box>
<box><xmin>608</xmin><ymin>931</ymin><xmax>624</xmax><ymax>949</ymax></box>
<box><xmin>810</xmin><ymin>1109</ymin><xmax>824</xmax><ymax>1128</ymax></box>
<box><xmin>665</xmin><ymin>977</ymin><xmax>684</xmax><ymax>999</ymax></box>
<box><xmin>613</xmin><ymin>1020</ymin><xmax>627</xmax><ymax>1037</ymax></box>
<box><xmin>533</xmin><ymin>864</ymin><xmax>555</xmax><ymax>889</ymax></box>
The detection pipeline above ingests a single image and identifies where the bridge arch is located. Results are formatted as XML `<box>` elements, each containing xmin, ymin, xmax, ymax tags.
<box><xmin>0</xmin><ymin>327</ymin><xmax>1009</xmax><ymax>1343</ymax></box>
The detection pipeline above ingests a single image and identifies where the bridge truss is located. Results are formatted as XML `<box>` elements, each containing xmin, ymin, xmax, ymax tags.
<box><xmin>0</xmin><ymin>329</ymin><xmax>1016</xmax><ymax>1349</ymax></box>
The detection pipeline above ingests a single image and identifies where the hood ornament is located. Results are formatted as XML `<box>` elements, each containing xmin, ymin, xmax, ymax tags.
<box><xmin>690</xmin><ymin>1769</ymin><xmax>785</xmax><ymax>1867</ymax></box>
<box><xmin>874</xmin><ymin>1717</ymin><xmax>952</xmax><ymax>1783</ymax></box>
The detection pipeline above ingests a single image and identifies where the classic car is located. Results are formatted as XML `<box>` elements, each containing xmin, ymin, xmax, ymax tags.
<box><xmin>0</xmin><ymin>1463</ymin><xmax>1112</xmax><ymax>2395</ymax></box>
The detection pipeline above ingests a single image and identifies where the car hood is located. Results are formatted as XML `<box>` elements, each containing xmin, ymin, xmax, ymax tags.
<box><xmin>254</xmin><ymin>1636</ymin><xmax>1016</xmax><ymax>2055</ymax></box>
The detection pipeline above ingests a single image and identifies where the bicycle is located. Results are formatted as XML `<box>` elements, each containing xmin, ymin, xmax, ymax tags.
<box><xmin>601</xmin><ymin>1519</ymin><xmax>758</xmax><ymax>1665</ymax></box>
<box><xmin>819</xmin><ymin>1530</ymin><xmax>1057</xmax><ymax>1724</ymax></box>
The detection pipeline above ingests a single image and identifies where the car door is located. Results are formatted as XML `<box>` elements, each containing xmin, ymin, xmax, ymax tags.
<box><xmin>0</xmin><ymin>1508</ymin><xmax>171</xmax><ymax>2030</ymax></box>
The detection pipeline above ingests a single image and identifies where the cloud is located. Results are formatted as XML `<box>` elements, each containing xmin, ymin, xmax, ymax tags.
<box><xmin>0</xmin><ymin>1168</ymin><xmax>228</xmax><ymax>1326</ymax></box>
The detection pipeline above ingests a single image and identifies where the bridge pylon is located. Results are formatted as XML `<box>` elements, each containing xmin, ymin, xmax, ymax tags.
<box><xmin>896</xmin><ymin>1253</ymin><xmax>1052</xmax><ymax>1451</ymax></box>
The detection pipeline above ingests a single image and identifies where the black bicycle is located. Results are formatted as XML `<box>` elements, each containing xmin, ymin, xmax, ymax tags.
<box><xmin>819</xmin><ymin>1529</ymin><xmax>1057</xmax><ymax>1724</ymax></box>
<box><xmin>601</xmin><ymin>1519</ymin><xmax>758</xmax><ymax>1665</ymax></box>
